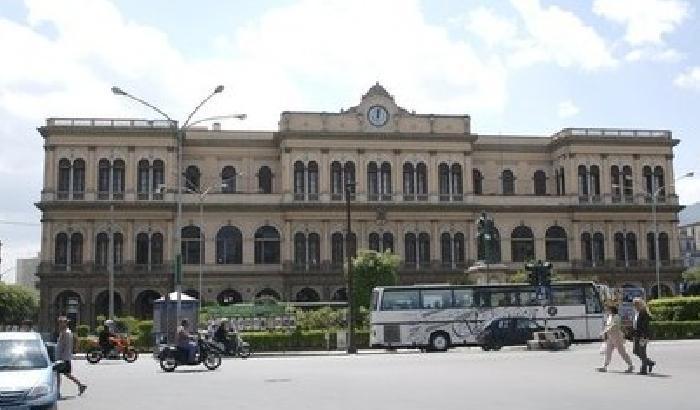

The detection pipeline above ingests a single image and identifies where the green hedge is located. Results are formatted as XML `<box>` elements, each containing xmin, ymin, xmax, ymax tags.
<box><xmin>76</xmin><ymin>325</ymin><xmax>90</xmax><ymax>338</ymax></box>
<box><xmin>650</xmin><ymin>321</ymin><xmax>700</xmax><ymax>339</ymax></box>
<box><xmin>244</xmin><ymin>330</ymin><xmax>370</xmax><ymax>351</ymax></box>
<box><xmin>648</xmin><ymin>297</ymin><xmax>700</xmax><ymax>321</ymax></box>
<box><xmin>134</xmin><ymin>320</ymin><xmax>153</xmax><ymax>349</ymax></box>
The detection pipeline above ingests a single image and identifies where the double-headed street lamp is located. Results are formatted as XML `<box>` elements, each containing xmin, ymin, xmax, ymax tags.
<box><xmin>112</xmin><ymin>85</ymin><xmax>244</xmax><ymax>328</ymax></box>
<box><xmin>651</xmin><ymin>171</ymin><xmax>694</xmax><ymax>298</ymax></box>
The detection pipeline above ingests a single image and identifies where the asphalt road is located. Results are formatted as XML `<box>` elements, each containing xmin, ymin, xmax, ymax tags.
<box><xmin>58</xmin><ymin>340</ymin><xmax>699</xmax><ymax>410</ymax></box>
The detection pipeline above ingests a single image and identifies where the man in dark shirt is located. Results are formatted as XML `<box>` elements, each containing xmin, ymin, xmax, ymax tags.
<box><xmin>632</xmin><ymin>297</ymin><xmax>656</xmax><ymax>375</ymax></box>
<box><xmin>98</xmin><ymin>324</ymin><xmax>116</xmax><ymax>356</ymax></box>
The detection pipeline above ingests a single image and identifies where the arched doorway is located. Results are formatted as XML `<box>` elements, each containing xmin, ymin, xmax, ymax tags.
<box><xmin>184</xmin><ymin>289</ymin><xmax>202</xmax><ymax>304</ymax></box>
<box><xmin>134</xmin><ymin>290</ymin><xmax>161</xmax><ymax>320</ymax></box>
<box><xmin>255</xmin><ymin>288</ymin><xmax>280</xmax><ymax>301</ymax></box>
<box><xmin>649</xmin><ymin>284</ymin><xmax>673</xmax><ymax>299</ymax></box>
<box><xmin>295</xmin><ymin>288</ymin><xmax>320</xmax><ymax>302</ymax></box>
<box><xmin>94</xmin><ymin>290</ymin><xmax>123</xmax><ymax>320</ymax></box>
<box><xmin>217</xmin><ymin>289</ymin><xmax>242</xmax><ymax>306</ymax></box>
<box><xmin>55</xmin><ymin>290</ymin><xmax>82</xmax><ymax>329</ymax></box>
<box><xmin>332</xmin><ymin>288</ymin><xmax>347</xmax><ymax>302</ymax></box>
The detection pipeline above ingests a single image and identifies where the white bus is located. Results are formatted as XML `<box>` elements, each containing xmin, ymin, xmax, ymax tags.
<box><xmin>369</xmin><ymin>281</ymin><xmax>605</xmax><ymax>351</ymax></box>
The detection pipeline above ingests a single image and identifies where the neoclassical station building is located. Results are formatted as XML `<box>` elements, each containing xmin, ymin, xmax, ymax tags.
<box><xmin>36</xmin><ymin>84</ymin><xmax>684</xmax><ymax>329</ymax></box>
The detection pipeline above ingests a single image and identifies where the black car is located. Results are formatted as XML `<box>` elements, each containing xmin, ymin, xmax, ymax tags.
<box><xmin>476</xmin><ymin>317</ymin><xmax>543</xmax><ymax>351</ymax></box>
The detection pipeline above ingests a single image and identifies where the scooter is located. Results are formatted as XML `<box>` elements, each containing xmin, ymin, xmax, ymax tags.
<box><xmin>158</xmin><ymin>336</ymin><xmax>222</xmax><ymax>372</ymax></box>
<box><xmin>210</xmin><ymin>332</ymin><xmax>252</xmax><ymax>359</ymax></box>
<box><xmin>86</xmin><ymin>335</ymin><xmax>138</xmax><ymax>364</ymax></box>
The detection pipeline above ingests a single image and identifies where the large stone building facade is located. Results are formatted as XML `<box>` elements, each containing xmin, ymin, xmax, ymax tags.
<box><xmin>36</xmin><ymin>84</ymin><xmax>684</xmax><ymax>330</ymax></box>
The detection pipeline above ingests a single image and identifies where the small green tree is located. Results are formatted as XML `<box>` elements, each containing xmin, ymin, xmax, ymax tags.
<box><xmin>0</xmin><ymin>283</ymin><xmax>38</xmax><ymax>325</ymax></box>
<box><xmin>683</xmin><ymin>267</ymin><xmax>700</xmax><ymax>283</ymax></box>
<box><xmin>349</xmin><ymin>250</ymin><xmax>399</xmax><ymax>310</ymax></box>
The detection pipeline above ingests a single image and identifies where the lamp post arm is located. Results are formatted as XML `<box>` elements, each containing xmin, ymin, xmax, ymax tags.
<box><xmin>182</xmin><ymin>91</ymin><xmax>219</xmax><ymax>129</ymax></box>
<box><xmin>115</xmin><ymin>89</ymin><xmax>173</xmax><ymax>123</ymax></box>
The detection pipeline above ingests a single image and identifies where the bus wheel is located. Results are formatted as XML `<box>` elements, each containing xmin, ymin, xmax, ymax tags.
<box><xmin>429</xmin><ymin>332</ymin><xmax>450</xmax><ymax>352</ymax></box>
<box><xmin>558</xmin><ymin>327</ymin><xmax>574</xmax><ymax>347</ymax></box>
<box><xmin>481</xmin><ymin>345</ymin><xmax>491</xmax><ymax>351</ymax></box>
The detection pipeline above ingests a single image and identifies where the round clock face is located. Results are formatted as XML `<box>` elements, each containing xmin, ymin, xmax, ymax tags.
<box><xmin>367</xmin><ymin>105</ymin><xmax>389</xmax><ymax>127</ymax></box>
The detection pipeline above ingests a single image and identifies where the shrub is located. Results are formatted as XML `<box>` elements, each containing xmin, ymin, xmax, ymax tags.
<box><xmin>0</xmin><ymin>283</ymin><xmax>38</xmax><ymax>324</ymax></box>
<box><xmin>114</xmin><ymin>316</ymin><xmax>141</xmax><ymax>335</ymax></box>
<box><xmin>76</xmin><ymin>325</ymin><xmax>90</xmax><ymax>338</ymax></box>
<box><xmin>134</xmin><ymin>321</ymin><xmax>154</xmax><ymax>349</ymax></box>
<box><xmin>648</xmin><ymin>297</ymin><xmax>700</xmax><ymax>321</ymax></box>
<box><xmin>650</xmin><ymin>321</ymin><xmax>700</xmax><ymax>339</ymax></box>
<box><xmin>243</xmin><ymin>329</ymin><xmax>370</xmax><ymax>351</ymax></box>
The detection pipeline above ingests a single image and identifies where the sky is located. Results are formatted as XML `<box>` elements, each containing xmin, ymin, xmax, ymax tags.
<box><xmin>0</xmin><ymin>0</ymin><xmax>699</xmax><ymax>282</ymax></box>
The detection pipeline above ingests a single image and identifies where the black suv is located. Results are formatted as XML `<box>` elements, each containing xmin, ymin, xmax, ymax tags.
<box><xmin>476</xmin><ymin>317</ymin><xmax>543</xmax><ymax>351</ymax></box>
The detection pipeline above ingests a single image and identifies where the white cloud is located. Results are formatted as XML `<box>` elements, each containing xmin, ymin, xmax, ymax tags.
<box><xmin>593</xmin><ymin>0</ymin><xmax>690</xmax><ymax>46</ymax></box>
<box><xmin>676</xmin><ymin>176</ymin><xmax>700</xmax><ymax>205</ymax></box>
<box><xmin>557</xmin><ymin>100</ymin><xmax>580</xmax><ymax>118</ymax></box>
<box><xmin>674</xmin><ymin>66</ymin><xmax>700</xmax><ymax>90</ymax></box>
<box><xmin>465</xmin><ymin>1</ymin><xmax>617</xmax><ymax>71</ymax></box>
<box><xmin>624</xmin><ymin>47</ymin><xmax>683</xmax><ymax>62</ymax></box>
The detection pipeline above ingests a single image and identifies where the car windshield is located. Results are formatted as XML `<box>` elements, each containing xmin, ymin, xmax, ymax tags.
<box><xmin>0</xmin><ymin>339</ymin><xmax>48</xmax><ymax>370</ymax></box>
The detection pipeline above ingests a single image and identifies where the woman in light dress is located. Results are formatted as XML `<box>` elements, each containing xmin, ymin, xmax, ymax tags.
<box><xmin>597</xmin><ymin>305</ymin><xmax>634</xmax><ymax>373</ymax></box>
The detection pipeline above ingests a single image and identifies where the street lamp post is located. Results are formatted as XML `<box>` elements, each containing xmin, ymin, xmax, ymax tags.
<box><xmin>345</xmin><ymin>181</ymin><xmax>356</xmax><ymax>354</ymax></box>
<box><xmin>652</xmin><ymin>171</ymin><xmax>694</xmax><ymax>298</ymax></box>
<box><xmin>108</xmin><ymin>204</ymin><xmax>115</xmax><ymax>320</ymax></box>
<box><xmin>112</xmin><ymin>85</ymin><xmax>244</xmax><ymax>332</ymax></box>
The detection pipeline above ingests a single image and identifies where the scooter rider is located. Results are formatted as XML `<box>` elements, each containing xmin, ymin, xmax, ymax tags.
<box><xmin>177</xmin><ymin>319</ymin><xmax>197</xmax><ymax>363</ymax></box>
<box><xmin>98</xmin><ymin>320</ymin><xmax>116</xmax><ymax>356</ymax></box>
<box><xmin>214</xmin><ymin>321</ymin><xmax>236</xmax><ymax>353</ymax></box>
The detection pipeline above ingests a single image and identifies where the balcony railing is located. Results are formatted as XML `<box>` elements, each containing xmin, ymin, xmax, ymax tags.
<box><xmin>46</xmin><ymin>118</ymin><xmax>177</xmax><ymax>128</ymax></box>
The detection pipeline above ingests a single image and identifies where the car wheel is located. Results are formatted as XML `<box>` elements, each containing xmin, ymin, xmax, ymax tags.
<box><xmin>557</xmin><ymin>327</ymin><xmax>574</xmax><ymax>347</ymax></box>
<box><xmin>481</xmin><ymin>345</ymin><xmax>491</xmax><ymax>351</ymax></box>
<box><xmin>429</xmin><ymin>332</ymin><xmax>450</xmax><ymax>352</ymax></box>
<box><xmin>159</xmin><ymin>357</ymin><xmax>177</xmax><ymax>372</ymax></box>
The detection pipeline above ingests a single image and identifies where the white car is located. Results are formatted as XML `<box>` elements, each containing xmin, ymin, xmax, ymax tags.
<box><xmin>0</xmin><ymin>332</ymin><xmax>58</xmax><ymax>409</ymax></box>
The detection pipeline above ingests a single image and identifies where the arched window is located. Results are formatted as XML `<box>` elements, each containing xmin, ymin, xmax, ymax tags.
<box><xmin>556</xmin><ymin>167</ymin><xmax>566</xmax><ymax>195</ymax></box>
<box><xmin>545</xmin><ymin>226</ymin><xmax>568</xmax><ymax>261</ymax></box>
<box><xmin>185</xmin><ymin>165</ymin><xmax>201</xmax><ymax>192</ymax></box>
<box><xmin>258</xmin><ymin>166</ymin><xmax>272</xmax><ymax>194</ymax></box>
<box><xmin>113</xmin><ymin>232</ymin><xmax>123</xmax><ymax>267</ymax></box>
<box><xmin>578</xmin><ymin>165</ymin><xmax>588</xmax><ymax>197</ymax></box>
<box><xmin>181</xmin><ymin>226</ymin><xmax>202</xmax><ymax>265</ymax></box>
<box><xmin>254</xmin><ymin>226</ymin><xmax>280</xmax><ymax>264</ymax></box>
<box><xmin>152</xmin><ymin>160</ymin><xmax>164</xmax><ymax>199</ymax></box>
<box><xmin>643</xmin><ymin>166</ymin><xmax>653</xmax><ymax>197</ymax></box>
<box><xmin>346</xmin><ymin>232</ymin><xmax>357</xmax><ymax>259</ymax></box>
<box><xmin>216</xmin><ymin>226</ymin><xmax>242</xmax><ymax>264</ymax></box>
<box><xmin>478</xmin><ymin>227</ymin><xmax>501</xmax><ymax>263</ymax></box>
<box><xmin>296</xmin><ymin>288</ymin><xmax>320</xmax><ymax>302</ymax></box>
<box><xmin>72</xmin><ymin>159</ymin><xmax>85</xmax><ymax>199</ymax></box>
<box><xmin>55</xmin><ymin>233</ymin><xmax>68</xmax><ymax>265</ymax></box>
<box><xmin>293</xmin><ymin>161</ymin><xmax>305</xmax><ymax>200</ymax></box>
<box><xmin>112</xmin><ymin>159</ymin><xmax>125</xmax><ymax>199</ymax></box>
<box><xmin>614</xmin><ymin>232</ymin><xmax>626</xmax><ymax>263</ymax></box>
<box><xmin>294</xmin><ymin>232</ymin><xmax>306</xmax><ymax>267</ymax></box>
<box><xmin>308</xmin><ymin>161</ymin><xmax>319</xmax><ymax>200</ymax></box>
<box><xmin>344</xmin><ymin>161</ymin><xmax>356</xmax><ymax>199</ymax></box>
<box><xmin>441</xmin><ymin>233</ymin><xmax>452</xmax><ymax>266</ymax></box>
<box><xmin>502</xmin><ymin>170</ymin><xmax>514</xmax><ymax>195</ymax></box>
<box><xmin>151</xmin><ymin>233</ymin><xmax>163</xmax><ymax>265</ymax></box>
<box><xmin>416</xmin><ymin>162</ymin><xmax>428</xmax><ymax>199</ymax></box>
<box><xmin>654</xmin><ymin>166</ymin><xmax>665</xmax><ymax>198</ymax></box>
<box><xmin>332</xmin><ymin>288</ymin><xmax>348</xmax><ymax>301</ymax></box>
<box><xmin>511</xmin><ymin>226</ymin><xmax>534</xmax><ymax>262</ymax></box>
<box><xmin>647</xmin><ymin>232</ymin><xmax>656</xmax><ymax>261</ymax></box>
<box><xmin>611</xmin><ymin>165</ymin><xmax>621</xmax><ymax>201</ymax></box>
<box><xmin>367</xmin><ymin>162</ymin><xmax>379</xmax><ymax>200</ymax></box>
<box><xmin>404</xmin><ymin>233</ymin><xmax>417</xmax><ymax>265</ymax></box>
<box><xmin>58</xmin><ymin>159</ymin><xmax>71</xmax><ymax>199</ymax></box>
<box><xmin>439</xmin><ymin>163</ymin><xmax>450</xmax><ymax>200</ymax></box>
<box><xmin>221</xmin><ymin>166</ymin><xmax>236</xmax><ymax>193</ymax></box>
<box><xmin>380</xmin><ymin>162</ymin><xmax>392</xmax><ymax>200</ymax></box>
<box><xmin>331</xmin><ymin>232</ymin><xmax>344</xmax><ymax>267</ymax></box>
<box><xmin>369</xmin><ymin>233</ymin><xmax>381</xmax><ymax>252</ymax></box>
<box><xmin>217</xmin><ymin>289</ymin><xmax>242</xmax><ymax>306</ymax></box>
<box><xmin>403</xmin><ymin>163</ymin><xmax>415</xmax><ymax>200</ymax></box>
<box><xmin>590</xmin><ymin>165</ymin><xmax>600</xmax><ymax>197</ymax></box>
<box><xmin>472</xmin><ymin>169</ymin><xmax>483</xmax><ymax>195</ymax></box>
<box><xmin>95</xmin><ymin>232</ymin><xmax>109</xmax><ymax>267</ymax></box>
<box><xmin>255</xmin><ymin>288</ymin><xmax>280</xmax><ymax>301</ymax></box>
<box><xmin>592</xmin><ymin>232</ymin><xmax>605</xmax><ymax>263</ymax></box>
<box><xmin>98</xmin><ymin>159</ymin><xmax>110</xmax><ymax>199</ymax></box>
<box><xmin>622</xmin><ymin>165</ymin><xmax>633</xmax><ymax>200</ymax></box>
<box><xmin>626</xmin><ymin>233</ymin><xmax>638</xmax><ymax>262</ymax></box>
<box><xmin>451</xmin><ymin>164</ymin><xmax>463</xmax><ymax>200</ymax></box>
<box><xmin>382</xmin><ymin>232</ymin><xmax>394</xmax><ymax>253</ymax></box>
<box><xmin>454</xmin><ymin>233</ymin><xmax>465</xmax><ymax>265</ymax></box>
<box><xmin>581</xmin><ymin>233</ymin><xmax>593</xmax><ymax>262</ymax></box>
<box><xmin>659</xmin><ymin>232</ymin><xmax>670</xmax><ymax>261</ymax></box>
<box><xmin>534</xmin><ymin>170</ymin><xmax>546</xmax><ymax>196</ymax></box>
<box><xmin>137</xmin><ymin>160</ymin><xmax>150</xmax><ymax>200</ymax></box>
<box><xmin>308</xmin><ymin>233</ymin><xmax>320</xmax><ymax>267</ymax></box>
<box><xmin>331</xmin><ymin>161</ymin><xmax>343</xmax><ymax>200</ymax></box>
<box><xmin>136</xmin><ymin>233</ymin><xmax>149</xmax><ymax>265</ymax></box>
<box><xmin>418</xmin><ymin>233</ymin><xmax>430</xmax><ymax>266</ymax></box>
<box><xmin>70</xmin><ymin>232</ymin><xmax>83</xmax><ymax>266</ymax></box>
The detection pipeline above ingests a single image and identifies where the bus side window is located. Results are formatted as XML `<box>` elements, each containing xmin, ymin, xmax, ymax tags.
<box><xmin>453</xmin><ymin>289</ymin><xmax>474</xmax><ymax>308</ymax></box>
<box><xmin>381</xmin><ymin>290</ymin><xmax>420</xmax><ymax>311</ymax></box>
<box><xmin>475</xmin><ymin>289</ymin><xmax>491</xmax><ymax>307</ymax></box>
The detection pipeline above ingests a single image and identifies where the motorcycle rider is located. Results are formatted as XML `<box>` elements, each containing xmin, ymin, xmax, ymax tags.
<box><xmin>98</xmin><ymin>320</ymin><xmax>116</xmax><ymax>356</ymax></box>
<box><xmin>214</xmin><ymin>321</ymin><xmax>236</xmax><ymax>354</ymax></box>
<box><xmin>177</xmin><ymin>319</ymin><xmax>197</xmax><ymax>363</ymax></box>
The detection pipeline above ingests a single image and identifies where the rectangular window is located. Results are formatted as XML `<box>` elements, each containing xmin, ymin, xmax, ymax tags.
<box><xmin>420</xmin><ymin>289</ymin><xmax>452</xmax><ymax>309</ymax></box>
<box><xmin>380</xmin><ymin>290</ymin><xmax>420</xmax><ymax>311</ymax></box>
<box><xmin>453</xmin><ymin>288</ymin><xmax>474</xmax><ymax>308</ymax></box>
<box><xmin>552</xmin><ymin>286</ymin><xmax>585</xmax><ymax>306</ymax></box>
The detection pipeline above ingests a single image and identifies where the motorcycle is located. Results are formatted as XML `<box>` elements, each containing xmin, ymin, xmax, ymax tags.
<box><xmin>158</xmin><ymin>336</ymin><xmax>222</xmax><ymax>372</ymax></box>
<box><xmin>86</xmin><ymin>334</ymin><xmax>138</xmax><ymax>364</ymax></box>
<box><xmin>210</xmin><ymin>332</ymin><xmax>252</xmax><ymax>359</ymax></box>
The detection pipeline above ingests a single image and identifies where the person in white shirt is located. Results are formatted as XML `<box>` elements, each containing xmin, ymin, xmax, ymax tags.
<box><xmin>597</xmin><ymin>305</ymin><xmax>634</xmax><ymax>373</ymax></box>
<box><xmin>56</xmin><ymin>316</ymin><xmax>87</xmax><ymax>396</ymax></box>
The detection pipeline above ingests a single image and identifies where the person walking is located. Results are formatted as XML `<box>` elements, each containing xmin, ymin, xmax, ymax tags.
<box><xmin>56</xmin><ymin>316</ymin><xmax>87</xmax><ymax>397</ymax></box>
<box><xmin>632</xmin><ymin>297</ymin><xmax>655</xmax><ymax>375</ymax></box>
<box><xmin>597</xmin><ymin>305</ymin><xmax>634</xmax><ymax>373</ymax></box>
